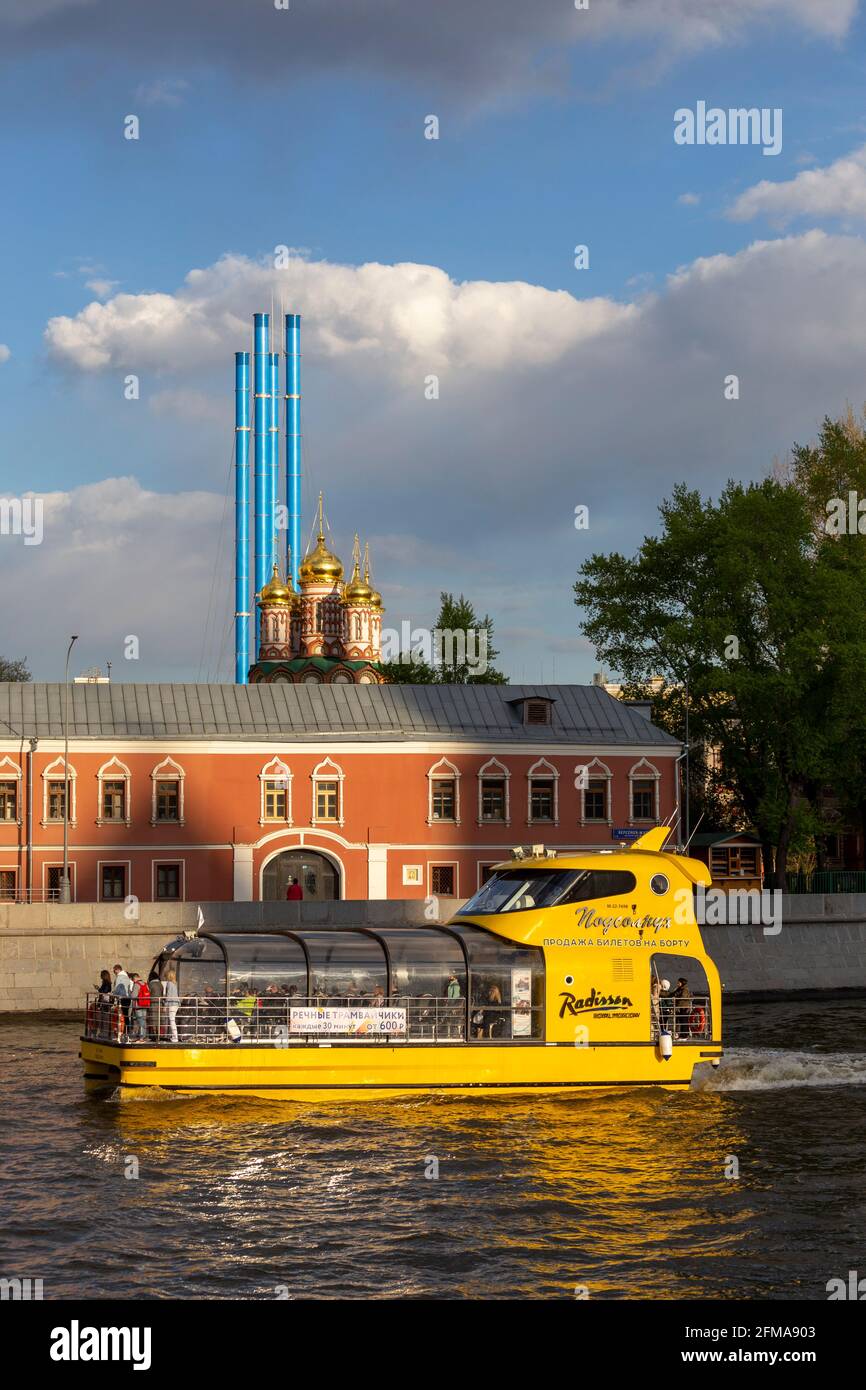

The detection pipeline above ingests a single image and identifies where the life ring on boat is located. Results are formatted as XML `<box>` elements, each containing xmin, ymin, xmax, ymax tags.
<box><xmin>688</xmin><ymin>1003</ymin><xmax>707</xmax><ymax>1036</ymax></box>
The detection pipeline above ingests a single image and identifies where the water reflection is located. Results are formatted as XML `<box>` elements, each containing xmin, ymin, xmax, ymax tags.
<box><xmin>2</xmin><ymin>1005</ymin><xmax>866</xmax><ymax>1299</ymax></box>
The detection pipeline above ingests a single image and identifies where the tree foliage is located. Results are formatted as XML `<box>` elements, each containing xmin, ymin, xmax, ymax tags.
<box><xmin>575</xmin><ymin>452</ymin><xmax>866</xmax><ymax>888</ymax></box>
<box><xmin>380</xmin><ymin>592</ymin><xmax>508</xmax><ymax>685</ymax></box>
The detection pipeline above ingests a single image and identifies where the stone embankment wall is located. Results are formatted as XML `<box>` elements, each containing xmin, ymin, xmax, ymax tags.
<box><xmin>1</xmin><ymin>896</ymin><xmax>866</xmax><ymax>1013</ymax></box>
<box><xmin>0</xmin><ymin>899</ymin><xmax>461</xmax><ymax>1014</ymax></box>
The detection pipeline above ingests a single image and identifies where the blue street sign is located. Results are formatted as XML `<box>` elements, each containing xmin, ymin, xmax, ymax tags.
<box><xmin>611</xmin><ymin>827</ymin><xmax>645</xmax><ymax>841</ymax></box>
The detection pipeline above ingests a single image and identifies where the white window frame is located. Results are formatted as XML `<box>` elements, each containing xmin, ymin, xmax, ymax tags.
<box><xmin>97</xmin><ymin>859</ymin><xmax>132</xmax><ymax>903</ymax></box>
<box><xmin>152</xmin><ymin>859</ymin><xmax>186</xmax><ymax>903</ymax></box>
<box><xmin>628</xmin><ymin>757</ymin><xmax>660</xmax><ymax>824</ymax></box>
<box><xmin>259</xmin><ymin>757</ymin><xmax>293</xmax><ymax>826</ymax></box>
<box><xmin>311</xmin><ymin>757</ymin><xmax>345</xmax><ymax>827</ymax></box>
<box><xmin>41</xmin><ymin>757</ymin><xmax>77</xmax><ymax>828</ymax></box>
<box><xmin>580</xmin><ymin>757</ymin><xmax>613</xmax><ymax>827</ymax></box>
<box><xmin>0</xmin><ymin>756</ymin><xmax>22</xmax><ymax>826</ymax></box>
<box><xmin>96</xmin><ymin>756</ymin><xmax>132</xmax><ymax>827</ymax></box>
<box><xmin>477</xmin><ymin>757</ymin><xmax>510</xmax><ymax>827</ymax></box>
<box><xmin>527</xmin><ymin>757</ymin><xmax>559</xmax><ymax>826</ymax></box>
<box><xmin>150</xmin><ymin>757</ymin><xmax>185</xmax><ymax>827</ymax></box>
<box><xmin>426</xmin><ymin>757</ymin><xmax>461</xmax><ymax>826</ymax></box>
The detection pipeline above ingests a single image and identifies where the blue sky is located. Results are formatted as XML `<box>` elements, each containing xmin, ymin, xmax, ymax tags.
<box><xmin>2</xmin><ymin>0</ymin><xmax>866</xmax><ymax>681</ymax></box>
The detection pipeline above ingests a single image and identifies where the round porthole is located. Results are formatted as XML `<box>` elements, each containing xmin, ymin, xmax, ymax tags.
<box><xmin>564</xmin><ymin>974</ymin><xmax>574</xmax><ymax>986</ymax></box>
<box><xmin>650</xmin><ymin>874</ymin><xmax>669</xmax><ymax>895</ymax></box>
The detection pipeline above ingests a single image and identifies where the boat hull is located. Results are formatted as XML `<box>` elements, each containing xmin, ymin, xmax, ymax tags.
<box><xmin>80</xmin><ymin>1037</ymin><xmax>721</xmax><ymax>1102</ymax></box>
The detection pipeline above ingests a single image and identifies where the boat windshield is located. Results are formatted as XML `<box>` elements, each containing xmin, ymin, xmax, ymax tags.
<box><xmin>461</xmin><ymin>867</ymin><xmax>637</xmax><ymax>915</ymax></box>
<box><xmin>461</xmin><ymin>869</ymin><xmax>579</xmax><ymax>914</ymax></box>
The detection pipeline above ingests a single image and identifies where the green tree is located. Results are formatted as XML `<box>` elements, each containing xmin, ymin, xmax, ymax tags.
<box><xmin>575</xmin><ymin>478</ymin><xmax>849</xmax><ymax>887</ymax></box>
<box><xmin>0</xmin><ymin>657</ymin><xmax>31</xmax><ymax>682</ymax></box>
<box><xmin>381</xmin><ymin>592</ymin><xmax>508</xmax><ymax>684</ymax></box>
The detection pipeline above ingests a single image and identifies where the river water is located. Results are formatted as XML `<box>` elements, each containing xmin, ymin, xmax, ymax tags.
<box><xmin>1</xmin><ymin>998</ymin><xmax>864</xmax><ymax>1300</ymax></box>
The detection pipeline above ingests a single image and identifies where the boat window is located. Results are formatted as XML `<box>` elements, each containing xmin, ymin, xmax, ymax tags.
<box><xmin>369</xmin><ymin>928</ymin><xmax>466</xmax><ymax>1003</ymax></box>
<box><xmin>160</xmin><ymin>937</ymin><xmax>227</xmax><ymax>997</ymax></box>
<box><xmin>449</xmin><ymin>924</ymin><xmax>544</xmax><ymax>1040</ymax></box>
<box><xmin>293</xmin><ymin>929</ymin><xmax>387</xmax><ymax>1004</ymax></box>
<box><xmin>460</xmin><ymin>867</ymin><xmax>636</xmax><ymax>915</ymax></box>
<box><xmin>210</xmin><ymin>933</ymin><xmax>307</xmax><ymax>996</ymax></box>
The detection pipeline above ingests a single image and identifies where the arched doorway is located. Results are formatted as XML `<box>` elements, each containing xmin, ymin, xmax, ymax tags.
<box><xmin>262</xmin><ymin>848</ymin><xmax>340</xmax><ymax>901</ymax></box>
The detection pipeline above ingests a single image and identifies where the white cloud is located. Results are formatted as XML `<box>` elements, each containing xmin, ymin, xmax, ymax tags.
<box><xmin>0</xmin><ymin>344</ymin><xmax>10</xmax><ymax>364</ymax></box>
<box><xmin>45</xmin><ymin>253</ymin><xmax>635</xmax><ymax>376</ymax></box>
<box><xmin>9</xmin><ymin>477</ymin><xmax>230</xmax><ymax>678</ymax></box>
<box><xmin>677</xmin><ymin>192</ymin><xmax>701</xmax><ymax>206</ymax></box>
<box><xmin>135</xmin><ymin>77</ymin><xmax>189</xmax><ymax>107</ymax></box>
<box><xmin>85</xmin><ymin>278</ymin><xmax>119</xmax><ymax>299</ymax></box>
<box><xmin>729</xmin><ymin>144</ymin><xmax>866</xmax><ymax>223</ymax></box>
<box><xmin>149</xmin><ymin>388</ymin><xmax>223</xmax><ymax>423</ymax></box>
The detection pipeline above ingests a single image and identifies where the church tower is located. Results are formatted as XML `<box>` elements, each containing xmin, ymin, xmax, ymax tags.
<box><xmin>247</xmin><ymin>495</ymin><xmax>386</xmax><ymax>685</ymax></box>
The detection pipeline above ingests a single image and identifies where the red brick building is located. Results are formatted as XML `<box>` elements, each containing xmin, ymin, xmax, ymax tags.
<box><xmin>0</xmin><ymin>682</ymin><xmax>680</xmax><ymax>903</ymax></box>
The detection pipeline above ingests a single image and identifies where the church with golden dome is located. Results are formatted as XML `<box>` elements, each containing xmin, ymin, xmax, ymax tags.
<box><xmin>249</xmin><ymin>494</ymin><xmax>386</xmax><ymax>685</ymax></box>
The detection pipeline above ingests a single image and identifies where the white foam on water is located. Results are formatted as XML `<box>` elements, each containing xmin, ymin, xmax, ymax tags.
<box><xmin>697</xmin><ymin>1047</ymin><xmax>866</xmax><ymax>1092</ymax></box>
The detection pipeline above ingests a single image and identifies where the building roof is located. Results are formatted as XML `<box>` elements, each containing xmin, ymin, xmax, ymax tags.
<box><xmin>691</xmin><ymin>831</ymin><xmax>761</xmax><ymax>847</ymax></box>
<box><xmin>0</xmin><ymin>682</ymin><xmax>680</xmax><ymax>746</ymax></box>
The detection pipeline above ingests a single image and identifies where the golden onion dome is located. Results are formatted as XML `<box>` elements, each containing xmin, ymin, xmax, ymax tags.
<box><xmin>299</xmin><ymin>493</ymin><xmax>343</xmax><ymax>586</ymax></box>
<box><xmin>343</xmin><ymin>534</ymin><xmax>375</xmax><ymax>604</ymax></box>
<box><xmin>258</xmin><ymin>562</ymin><xmax>296</xmax><ymax>606</ymax></box>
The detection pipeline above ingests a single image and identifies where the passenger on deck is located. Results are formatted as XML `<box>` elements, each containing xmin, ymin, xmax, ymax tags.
<box><xmin>112</xmin><ymin>963</ymin><xmax>132</xmax><ymax>1035</ymax></box>
<box><xmin>445</xmin><ymin>972</ymin><xmax>463</xmax><ymax>1038</ymax></box>
<box><xmin>370</xmin><ymin>984</ymin><xmax>385</xmax><ymax>1006</ymax></box>
<box><xmin>163</xmin><ymin>969</ymin><xmax>180</xmax><ymax>1042</ymax></box>
<box><xmin>484</xmin><ymin>983</ymin><xmax>504</xmax><ymax>1039</ymax></box>
<box><xmin>96</xmin><ymin>969</ymin><xmax>112</xmax><ymax>996</ymax></box>
<box><xmin>673</xmin><ymin>978</ymin><xmax>691</xmax><ymax>1038</ymax></box>
<box><xmin>148</xmin><ymin>968</ymin><xmax>163</xmax><ymax>1039</ymax></box>
<box><xmin>129</xmin><ymin>973</ymin><xmax>150</xmax><ymax>1041</ymax></box>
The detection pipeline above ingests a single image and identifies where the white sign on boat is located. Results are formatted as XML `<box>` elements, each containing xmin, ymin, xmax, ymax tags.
<box><xmin>289</xmin><ymin>1007</ymin><xmax>407</xmax><ymax>1036</ymax></box>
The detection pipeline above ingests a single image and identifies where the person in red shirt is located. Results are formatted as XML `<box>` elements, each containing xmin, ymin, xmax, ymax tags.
<box><xmin>286</xmin><ymin>876</ymin><xmax>303</xmax><ymax>901</ymax></box>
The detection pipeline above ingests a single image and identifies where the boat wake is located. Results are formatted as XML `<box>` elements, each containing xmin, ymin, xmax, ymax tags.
<box><xmin>697</xmin><ymin>1047</ymin><xmax>866</xmax><ymax>1092</ymax></box>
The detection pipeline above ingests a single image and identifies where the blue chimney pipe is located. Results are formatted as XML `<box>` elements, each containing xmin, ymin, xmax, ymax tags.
<box><xmin>285</xmin><ymin>313</ymin><xmax>301</xmax><ymax>585</ymax></box>
<box><xmin>253</xmin><ymin>313</ymin><xmax>270</xmax><ymax>656</ymax></box>
<box><xmin>268</xmin><ymin>350</ymin><xmax>280</xmax><ymax>578</ymax></box>
<box><xmin>234</xmin><ymin>351</ymin><xmax>251</xmax><ymax>684</ymax></box>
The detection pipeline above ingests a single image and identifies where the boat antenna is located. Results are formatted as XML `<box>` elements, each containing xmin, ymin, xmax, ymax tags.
<box><xmin>683</xmin><ymin>812</ymin><xmax>705</xmax><ymax>855</ymax></box>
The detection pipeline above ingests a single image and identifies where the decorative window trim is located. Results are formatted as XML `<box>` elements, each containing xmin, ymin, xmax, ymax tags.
<box><xmin>527</xmin><ymin>757</ymin><xmax>559</xmax><ymax>826</ymax></box>
<box><xmin>259</xmin><ymin>757</ymin><xmax>293</xmax><ymax>826</ymax></box>
<box><xmin>477</xmin><ymin>757</ymin><xmax>510</xmax><ymax>827</ymax></box>
<box><xmin>579</xmin><ymin>757</ymin><xmax>613</xmax><ymax>827</ymax></box>
<box><xmin>96</xmin><ymin>756</ymin><xmax>132</xmax><ymax>827</ymax></box>
<box><xmin>41</xmin><ymin>757</ymin><xmax>77</xmax><ymax>828</ymax></box>
<box><xmin>426</xmin><ymin>757</ymin><xmax>461</xmax><ymax>826</ymax></box>
<box><xmin>97</xmin><ymin>859</ymin><xmax>132</xmax><ymax>903</ymax></box>
<box><xmin>0</xmin><ymin>756</ymin><xmax>23</xmax><ymax>827</ymax></box>
<box><xmin>628</xmin><ymin>757</ymin><xmax>660</xmax><ymax>824</ymax></box>
<box><xmin>311</xmin><ymin>757</ymin><xmax>345</xmax><ymax>828</ymax></box>
<box><xmin>150</xmin><ymin>757</ymin><xmax>185</xmax><ymax>827</ymax></box>
<box><xmin>152</xmin><ymin>859</ymin><xmax>186</xmax><ymax>903</ymax></box>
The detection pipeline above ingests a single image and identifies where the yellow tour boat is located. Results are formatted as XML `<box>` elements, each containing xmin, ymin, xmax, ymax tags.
<box><xmin>80</xmin><ymin>828</ymin><xmax>722</xmax><ymax>1102</ymax></box>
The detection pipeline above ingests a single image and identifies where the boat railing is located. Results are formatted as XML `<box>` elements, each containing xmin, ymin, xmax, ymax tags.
<box><xmin>82</xmin><ymin>993</ymin><xmax>543</xmax><ymax>1045</ymax></box>
<box><xmin>650</xmin><ymin>994</ymin><xmax>711</xmax><ymax>1042</ymax></box>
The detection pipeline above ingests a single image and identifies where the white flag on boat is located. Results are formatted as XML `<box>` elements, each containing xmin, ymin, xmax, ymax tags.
<box><xmin>196</xmin><ymin>905</ymin><xmax>205</xmax><ymax>931</ymax></box>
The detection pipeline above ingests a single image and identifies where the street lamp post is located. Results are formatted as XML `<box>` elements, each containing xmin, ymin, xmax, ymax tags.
<box><xmin>61</xmin><ymin>635</ymin><xmax>79</xmax><ymax>904</ymax></box>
